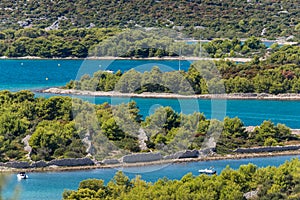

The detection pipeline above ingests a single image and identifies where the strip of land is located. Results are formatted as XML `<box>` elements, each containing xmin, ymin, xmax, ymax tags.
<box><xmin>41</xmin><ymin>88</ymin><xmax>300</xmax><ymax>100</ymax></box>
<box><xmin>1</xmin><ymin>150</ymin><xmax>299</xmax><ymax>173</ymax></box>
<box><xmin>0</xmin><ymin>56</ymin><xmax>252</xmax><ymax>62</ymax></box>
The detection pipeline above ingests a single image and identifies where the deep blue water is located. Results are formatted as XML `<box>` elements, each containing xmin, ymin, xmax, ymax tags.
<box><xmin>2</xmin><ymin>155</ymin><xmax>299</xmax><ymax>200</ymax></box>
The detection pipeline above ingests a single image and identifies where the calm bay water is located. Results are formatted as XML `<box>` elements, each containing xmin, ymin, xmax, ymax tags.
<box><xmin>3</xmin><ymin>155</ymin><xmax>300</xmax><ymax>200</ymax></box>
<box><xmin>0</xmin><ymin>59</ymin><xmax>191</xmax><ymax>91</ymax></box>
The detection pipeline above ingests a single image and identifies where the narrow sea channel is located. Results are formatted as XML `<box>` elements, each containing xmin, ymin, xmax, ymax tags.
<box><xmin>3</xmin><ymin>155</ymin><xmax>300</xmax><ymax>200</ymax></box>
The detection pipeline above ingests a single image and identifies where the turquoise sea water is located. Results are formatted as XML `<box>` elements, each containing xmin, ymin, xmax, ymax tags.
<box><xmin>35</xmin><ymin>93</ymin><xmax>300</xmax><ymax>128</ymax></box>
<box><xmin>3</xmin><ymin>155</ymin><xmax>300</xmax><ymax>200</ymax></box>
<box><xmin>0</xmin><ymin>59</ymin><xmax>191</xmax><ymax>91</ymax></box>
<box><xmin>2</xmin><ymin>59</ymin><xmax>300</xmax><ymax>128</ymax></box>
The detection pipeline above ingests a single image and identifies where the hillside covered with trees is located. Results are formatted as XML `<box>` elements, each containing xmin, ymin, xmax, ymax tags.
<box><xmin>0</xmin><ymin>0</ymin><xmax>299</xmax><ymax>40</ymax></box>
<box><xmin>63</xmin><ymin>159</ymin><xmax>300</xmax><ymax>199</ymax></box>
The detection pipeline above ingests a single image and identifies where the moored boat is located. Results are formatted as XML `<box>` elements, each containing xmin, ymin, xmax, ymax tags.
<box><xmin>198</xmin><ymin>167</ymin><xmax>216</xmax><ymax>175</ymax></box>
<box><xmin>17</xmin><ymin>172</ymin><xmax>28</xmax><ymax>180</ymax></box>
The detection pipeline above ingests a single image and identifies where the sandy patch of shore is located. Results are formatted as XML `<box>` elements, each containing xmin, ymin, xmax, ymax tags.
<box><xmin>41</xmin><ymin>88</ymin><xmax>300</xmax><ymax>101</ymax></box>
<box><xmin>0</xmin><ymin>56</ymin><xmax>252</xmax><ymax>62</ymax></box>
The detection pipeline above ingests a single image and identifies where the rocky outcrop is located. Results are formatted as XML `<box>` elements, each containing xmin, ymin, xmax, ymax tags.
<box><xmin>121</xmin><ymin>152</ymin><xmax>163</xmax><ymax>163</ymax></box>
<box><xmin>22</xmin><ymin>135</ymin><xmax>32</xmax><ymax>160</ymax></box>
<box><xmin>244</xmin><ymin>190</ymin><xmax>258</xmax><ymax>200</ymax></box>
<box><xmin>138</xmin><ymin>128</ymin><xmax>148</xmax><ymax>151</ymax></box>
<box><xmin>235</xmin><ymin>145</ymin><xmax>300</xmax><ymax>153</ymax></box>
<box><xmin>199</xmin><ymin>148</ymin><xmax>216</xmax><ymax>156</ymax></box>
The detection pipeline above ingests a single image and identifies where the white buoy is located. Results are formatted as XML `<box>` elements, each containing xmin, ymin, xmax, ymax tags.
<box><xmin>21</xmin><ymin>63</ymin><xmax>23</xmax><ymax>66</ymax></box>
<box><xmin>45</xmin><ymin>77</ymin><xmax>48</xmax><ymax>81</ymax></box>
<box><xmin>58</xmin><ymin>63</ymin><xmax>61</xmax><ymax>67</ymax></box>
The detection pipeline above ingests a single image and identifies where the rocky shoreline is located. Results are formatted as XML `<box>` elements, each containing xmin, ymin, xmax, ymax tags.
<box><xmin>1</xmin><ymin>146</ymin><xmax>299</xmax><ymax>173</ymax></box>
<box><xmin>41</xmin><ymin>88</ymin><xmax>300</xmax><ymax>100</ymax></box>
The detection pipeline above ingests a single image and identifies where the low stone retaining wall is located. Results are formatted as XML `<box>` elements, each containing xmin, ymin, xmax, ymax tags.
<box><xmin>0</xmin><ymin>158</ymin><xmax>95</xmax><ymax>169</ymax></box>
<box><xmin>3</xmin><ymin>145</ymin><xmax>299</xmax><ymax>169</ymax></box>
<box><xmin>164</xmin><ymin>150</ymin><xmax>199</xmax><ymax>160</ymax></box>
<box><xmin>47</xmin><ymin>158</ymin><xmax>95</xmax><ymax>166</ymax></box>
<box><xmin>3</xmin><ymin>161</ymin><xmax>31</xmax><ymax>168</ymax></box>
<box><xmin>121</xmin><ymin>152</ymin><xmax>163</xmax><ymax>163</ymax></box>
<box><xmin>101</xmin><ymin>159</ymin><xmax>120</xmax><ymax>165</ymax></box>
<box><xmin>234</xmin><ymin>145</ymin><xmax>300</xmax><ymax>153</ymax></box>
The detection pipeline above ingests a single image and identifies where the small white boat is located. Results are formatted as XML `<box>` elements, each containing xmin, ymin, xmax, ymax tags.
<box><xmin>17</xmin><ymin>172</ymin><xmax>28</xmax><ymax>180</ymax></box>
<box><xmin>198</xmin><ymin>167</ymin><xmax>216</xmax><ymax>175</ymax></box>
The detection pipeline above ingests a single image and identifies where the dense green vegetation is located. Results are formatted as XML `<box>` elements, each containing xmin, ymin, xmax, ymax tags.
<box><xmin>1</xmin><ymin>0</ymin><xmax>299</xmax><ymax>40</ymax></box>
<box><xmin>0</xmin><ymin>90</ymin><xmax>143</xmax><ymax>161</ymax></box>
<box><xmin>63</xmin><ymin>159</ymin><xmax>300</xmax><ymax>200</ymax></box>
<box><xmin>203</xmin><ymin>37</ymin><xmax>267</xmax><ymax>58</ymax></box>
<box><xmin>142</xmin><ymin>108</ymin><xmax>298</xmax><ymax>154</ymax></box>
<box><xmin>0</xmin><ymin>27</ymin><xmax>270</xmax><ymax>58</ymax></box>
<box><xmin>0</xmin><ymin>91</ymin><xmax>87</xmax><ymax>162</ymax></box>
<box><xmin>0</xmin><ymin>90</ymin><xmax>298</xmax><ymax>162</ymax></box>
<box><xmin>66</xmin><ymin>45</ymin><xmax>300</xmax><ymax>95</ymax></box>
<box><xmin>222</xmin><ymin>45</ymin><xmax>300</xmax><ymax>94</ymax></box>
<box><xmin>0</xmin><ymin>28</ymin><xmax>119</xmax><ymax>58</ymax></box>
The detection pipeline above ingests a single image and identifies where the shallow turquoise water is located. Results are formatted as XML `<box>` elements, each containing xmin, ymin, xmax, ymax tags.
<box><xmin>3</xmin><ymin>155</ymin><xmax>299</xmax><ymax>200</ymax></box>
<box><xmin>36</xmin><ymin>93</ymin><xmax>300</xmax><ymax>128</ymax></box>
<box><xmin>1</xmin><ymin>59</ymin><xmax>300</xmax><ymax>128</ymax></box>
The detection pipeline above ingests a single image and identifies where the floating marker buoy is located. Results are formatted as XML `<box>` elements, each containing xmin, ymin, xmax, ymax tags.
<box><xmin>58</xmin><ymin>64</ymin><xmax>61</xmax><ymax>67</ymax></box>
<box><xmin>21</xmin><ymin>63</ymin><xmax>23</xmax><ymax>66</ymax></box>
<box><xmin>45</xmin><ymin>77</ymin><xmax>48</xmax><ymax>81</ymax></box>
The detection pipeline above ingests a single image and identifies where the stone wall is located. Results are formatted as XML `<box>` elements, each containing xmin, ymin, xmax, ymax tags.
<box><xmin>7</xmin><ymin>144</ymin><xmax>300</xmax><ymax>169</ymax></box>
<box><xmin>0</xmin><ymin>158</ymin><xmax>95</xmax><ymax>169</ymax></box>
<box><xmin>3</xmin><ymin>161</ymin><xmax>31</xmax><ymax>168</ymax></box>
<box><xmin>234</xmin><ymin>145</ymin><xmax>300</xmax><ymax>153</ymax></box>
<box><xmin>164</xmin><ymin>150</ymin><xmax>199</xmax><ymax>160</ymax></box>
<box><xmin>47</xmin><ymin>158</ymin><xmax>95</xmax><ymax>166</ymax></box>
<box><xmin>101</xmin><ymin>159</ymin><xmax>120</xmax><ymax>165</ymax></box>
<box><xmin>121</xmin><ymin>152</ymin><xmax>163</xmax><ymax>163</ymax></box>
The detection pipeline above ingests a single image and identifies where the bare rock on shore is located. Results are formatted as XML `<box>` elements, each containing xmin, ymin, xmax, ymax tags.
<box><xmin>138</xmin><ymin>128</ymin><xmax>148</xmax><ymax>151</ymax></box>
<box><xmin>22</xmin><ymin>135</ymin><xmax>32</xmax><ymax>161</ymax></box>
